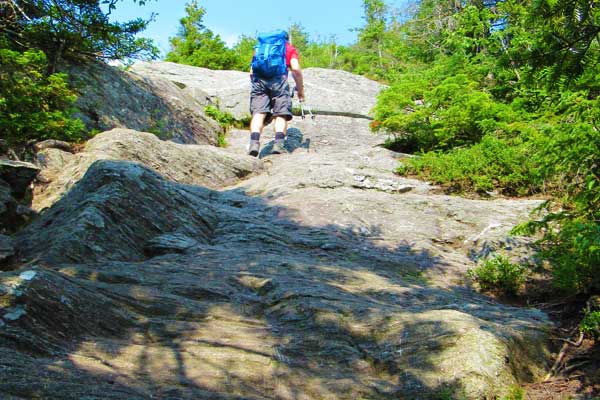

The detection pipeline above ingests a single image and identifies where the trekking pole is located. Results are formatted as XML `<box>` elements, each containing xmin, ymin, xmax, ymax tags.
<box><xmin>299</xmin><ymin>101</ymin><xmax>315</xmax><ymax>120</ymax></box>
<box><xmin>293</xmin><ymin>86</ymin><xmax>315</xmax><ymax>121</ymax></box>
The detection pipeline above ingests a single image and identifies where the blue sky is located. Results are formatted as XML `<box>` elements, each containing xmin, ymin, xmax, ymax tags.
<box><xmin>107</xmin><ymin>0</ymin><xmax>409</xmax><ymax>57</ymax></box>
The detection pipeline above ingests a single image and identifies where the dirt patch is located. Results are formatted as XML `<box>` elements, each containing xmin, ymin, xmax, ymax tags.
<box><xmin>473</xmin><ymin>272</ymin><xmax>600</xmax><ymax>399</ymax></box>
<box><xmin>510</xmin><ymin>292</ymin><xmax>598</xmax><ymax>399</ymax></box>
<box><xmin>525</xmin><ymin>338</ymin><xmax>599</xmax><ymax>400</ymax></box>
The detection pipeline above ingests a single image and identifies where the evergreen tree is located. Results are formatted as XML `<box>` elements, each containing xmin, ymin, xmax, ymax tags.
<box><xmin>0</xmin><ymin>0</ymin><xmax>157</xmax><ymax>148</ymax></box>
<box><xmin>231</xmin><ymin>34</ymin><xmax>256</xmax><ymax>71</ymax></box>
<box><xmin>0</xmin><ymin>0</ymin><xmax>158</xmax><ymax>70</ymax></box>
<box><xmin>166</xmin><ymin>1</ymin><xmax>237</xmax><ymax>70</ymax></box>
<box><xmin>368</xmin><ymin>0</ymin><xmax>600</xmax><ymax>295</ymax></box>
<box><xmin>0</xmin><ymin>46</ymin><xmax>85</xmax><ymax>147</ymax></box>
<box><xmin>358</xmin><ymin>0</ymin><xmax>388</xmax><ymax>67</ymax></box>
<box><xmin>289</xmin><ymin>22</ymin><xmax>309</xmax><ymax>53</ymax></box>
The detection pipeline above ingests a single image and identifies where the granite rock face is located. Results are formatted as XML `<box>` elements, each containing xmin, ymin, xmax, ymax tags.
<box><xmin>61</xmin><ymin>61</ymin><xmax>221</xmax><ymax>145</ymax></box>
<box><xmin>130</xmin><ymin>61</ymin><xmax>250</xmax><ymax>119</ymax></box>
<box><xmin>226</xmin><ymin>116</ymin><xmax>542</xmax><ymax>278</ymax></box>
<box><xmin>5</xmin><ymin>157</ymin><xmax>550</xmax><ymax>399</ymax></box>
<box><xmin>17</xmin><ymin>160</ymin><xmax>217</xmax><ymax>264</ymax></box>
<box><xmin>32</xmin><ymin>128</ymin><xmax>263</xmax><ymax>211</ymax></box>
<box><xmin>131</xmin><ymin>61</ymin><xmax>384</xmax><ymax>119</ymax></box>
<box><xmin>1</xmin><ymin>67</ymin><xmax>553</xmax><ymax>399</ymax></box>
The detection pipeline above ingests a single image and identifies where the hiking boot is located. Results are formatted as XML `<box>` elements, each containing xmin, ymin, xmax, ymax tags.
<box><xmin>271</xmin><ymin>139</ymin><xmax>286</xmax><ymax>154</ymax></box>
<box><xmin>248</xmin><ymin>140</ymin><xmax>260</xmax><ymax>157</ymax></box>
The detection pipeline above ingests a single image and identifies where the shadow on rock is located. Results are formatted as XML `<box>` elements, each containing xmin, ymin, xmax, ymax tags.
<box><xmin>0</xmin><ymin>160</ymin><xmax>552</xmax><ymax>399</ymax></box>
<box><xmin>258</xmin><ymin>127</ymin><xmax>309</xmax><ymax>159</ymax></box>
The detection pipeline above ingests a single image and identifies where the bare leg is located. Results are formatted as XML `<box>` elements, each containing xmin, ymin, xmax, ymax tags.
<box><xmin>251</xmin><ymin>113</ymin><xmax>267</xmax><ymax>134</ymax></box>
<box><xmin>271</xmin><ymin>116</ymin><xmax>288</xmax><ymax>154</ymax></box>
<box><xmin>274</xmin><ymin>116</ymin><xmax>288</xmax><ymax>136</ymax></box>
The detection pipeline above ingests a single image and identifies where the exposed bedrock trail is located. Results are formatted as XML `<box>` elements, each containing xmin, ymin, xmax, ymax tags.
<box><xmin>1</xmin><ymin>64</ymin><xmax>551</xmax><ymax>399</ymax></box>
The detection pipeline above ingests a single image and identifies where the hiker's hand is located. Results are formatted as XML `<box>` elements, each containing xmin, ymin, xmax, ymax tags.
<box><xmin>297</xmin><ymin>87</ymin><xmax>305</xmax><ymax>102</ymax></box>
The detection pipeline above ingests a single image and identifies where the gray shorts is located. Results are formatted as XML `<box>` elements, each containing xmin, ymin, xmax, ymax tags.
<box><xmin>250</xmin><ymin>75</ymin><xmax>293</xmax><ymax>125</ymax></box>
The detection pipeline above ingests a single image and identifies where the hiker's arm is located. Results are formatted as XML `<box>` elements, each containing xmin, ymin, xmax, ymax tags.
<box><xmin>290</xmin><ymin>57</ymin><xmax>304</xmax><ymax>101</ymax></box>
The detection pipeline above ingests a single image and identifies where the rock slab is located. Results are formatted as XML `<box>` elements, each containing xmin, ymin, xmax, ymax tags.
<box><xmin>1</xmin><ymin>67</ymin><xmax>552</xmax><ymax>400</ymax></box>
<box><xmin>62</xmin><ymin>61</ymin><xmax>221</xmax><ymax>145</ymax></box>
<box><xmin>5</xmin><ymin>157</ymin><xmax>551</xmax><ymax>399</ymax></box>
<box><xmin>18</xmin><ymin>160</ymin><xmax>217</xmax><ymax>264</ymax></box>
<box><xmin>32</xmin><ymin>128</ymin><xmax>263</xmax><ymax>211</ymax></box>
<box><xmin>131</xmin><ymin>61</ymin><xmax>384</xmax><ymax>119</ymax></box>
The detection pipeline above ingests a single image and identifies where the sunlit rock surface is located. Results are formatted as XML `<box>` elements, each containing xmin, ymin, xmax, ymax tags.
<box><xmin>131</xmin><ymin>61</ymin><xmax>384</xmax><ymax>119</ymax></box>
<box><xmin>32</xmin><ymin>129</ymin><xmax>262</xmax><ymax>211</ymax></box>
<box><xmin>1</xmin><ymin>68</ymin><xmax>552</xmax><ymax>399</ymax></box>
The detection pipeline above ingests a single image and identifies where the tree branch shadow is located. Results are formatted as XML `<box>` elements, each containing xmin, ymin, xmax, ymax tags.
<box><xmin>0</xmin><ymin>159</ymin><xmax>552</xmax><ymax>399</ymax></box>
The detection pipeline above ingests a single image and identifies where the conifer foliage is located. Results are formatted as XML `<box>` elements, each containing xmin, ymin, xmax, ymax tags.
<box><xmin>365</xmin><ymin>0</ymin><xmax>600</xmax><ymax>295</ymax></box>
<box><xmin>165</xmin><ymin>0</ymin><xmax>237</xmax><ymax>70</ymax></box>
<box><xmin>0</xmin><ymin>0</ymin><xmax>158</xmax><ymax>148</ymax></box>
<box><xmin>1</xmin><ymin>0</ymin><xmax>158</xmax><ymax>68</ymax></box>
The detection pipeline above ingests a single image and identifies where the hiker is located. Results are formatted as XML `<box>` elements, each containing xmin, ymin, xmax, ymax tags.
<box><xmin>248</xmin><ymin>29</ymin><xmax>305</xmax><ymax>156</ymax></box>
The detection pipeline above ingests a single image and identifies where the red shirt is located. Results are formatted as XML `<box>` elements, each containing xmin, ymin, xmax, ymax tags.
<box><xmin>286</xmin><ymin>42</ymin><xmax>299</xmax><ymax>67</ymax></box>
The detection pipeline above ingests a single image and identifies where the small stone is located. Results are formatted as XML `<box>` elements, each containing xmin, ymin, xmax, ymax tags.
<box><xmin>371</xmin><ymin>380</ymin><xmax>401</xmax><ymax>395</ymax></box>
<box><xmin>19</xmin><ymin>271</ymin><xmax>37</xmax><ymax>281</ymax></box>
<box><xmin>60</xmin><ymin>295</ymin><xmax>72</xmax><ymax>306</ymax></box>
<box><xmin>0</xmin><ymin>160</ymin><xmax>40</xmax><ymax>200</ymax></box>
<box><xmin>144</xmin><ymin>232</ymin><xmax>200</xmax><ymax>256</ymax></box>
<box><xmin>320</xmin><ymin>242</ymin><xmax>341</xmax><ymax>251</ymax></box>
<box><xmin>396</xmin><ymin>185</ymin><xmax>414</xmax><ymax>193</ymax></box>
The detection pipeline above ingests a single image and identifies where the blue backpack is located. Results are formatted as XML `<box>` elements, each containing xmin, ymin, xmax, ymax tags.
<box><xmin>251</xmin><ymin>30</ymin><xmax>288</xmax><ymax>79</ymax></box>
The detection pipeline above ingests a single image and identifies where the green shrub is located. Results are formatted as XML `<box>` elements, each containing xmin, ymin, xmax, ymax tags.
<box><xmin>516</xmin><ymin>216</ymin><xmax>600</xmax><ymax>294</ymax></box>
<box><xmin>500</xmin><ymin>386</ymin><xmax>525</xmax><ymax>400</ymax></box>
<box><xmin>204</xmin><ymin>105</ymin><xmax>252</xmax><ymax>147</ymax></box>
<box><xmin>204</xmin><ymin>105</ymin><xmax>234</xmax><ymax>147</ymax></box>
<box><xmin>580</xmin><ymin>310</ymin><xmax>600</xmax><ymax>338</ymax></box>
<box><xmin>512</xmin><ymin>95</ymin><xmax>600</xmax><ymax>294</ymax></box>
<box><xmin>0</xmin><ymin>48</ymin><xmax>85</xmax><ymax>147</ymax></box>
<box><xmin>204</xmin><ymin>105</ymin><xmax>235</xmax><ymax>128</ymax></box>
<box><xmin>467</xmin><ymin>255</ymin><xmax>527</xmax><ymax>294</ymax></box>
<box><xmin>399</xmin><ymin>134</ymin><xmax>540</xmax><ymax>195</ymax></box>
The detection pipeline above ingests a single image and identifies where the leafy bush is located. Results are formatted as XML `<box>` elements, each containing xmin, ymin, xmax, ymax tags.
<box><xmin>166</xmin><ymin>1</ymin><xmax>238</xmax><ymax>70</ymax></box>
<box><xmin>204</xmin><ymin>105</ymin><xmax>235</xmax><ymax>128</ymax></box>
<box><xmin>203</xmin><ymin>105</ymin><xmax>252</xmax><ymax>147</ymax></box>
<box><xmin>399</xmin><ymin>134</ymin><xmax>540</xmax><ymax>195</ymax></box>
<box><xmin>0</xmin><ymin>48</ymin><xmax>85</xmax><ymax>147</ymax></box>
<box><xmin>500</xmin><ymin>386</ymin><xmax>525</xmax><ymax>400</ymax></box>
<box><xmin>515</xmin><ymin>216</ymin><xmax>600</xmax><ymax>294</ymax></box>
<box><xmin>512</xmin><ymin>95</ymin><xmax>600</xmax><ymax>294</ymax></box>
<box><xmin>373</xmin><ymin>59</ymin><xmax>524</xmax><ymax>153</ymax></box>
<box><xmin>2</xmin><ymin>0</ymin><xmax>158</xmax><ymax>66</ymax></box>
<box><xmin>580</xmin><ymin>310</ymin><xmax>600</xmax><ymax>338</ymax></box>
<box><xmin>467</xmin><ymin>255</ymin><xmax>527</xmax><ymax>295</ymax></box>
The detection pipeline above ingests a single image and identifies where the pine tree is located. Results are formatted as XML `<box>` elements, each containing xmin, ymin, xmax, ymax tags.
<box><xmin>165</xmin><ymin>1</ymin><xmax>237</xmax><ymax>70</ymax></box>
<box><xmin>0</xmin><ymin>0</ymin><xmax>158</xmax><ymax>70</ymax></box>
